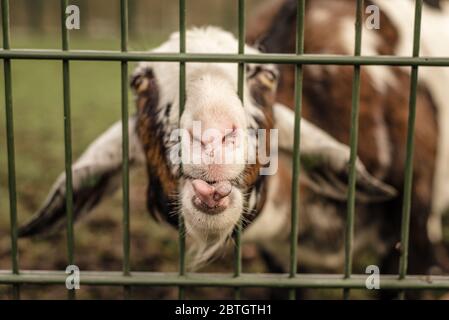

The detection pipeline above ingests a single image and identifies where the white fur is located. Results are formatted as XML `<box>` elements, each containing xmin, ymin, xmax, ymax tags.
<box><xmin>374</xmin><ymin>0</ymin><xmax>449</xmax><ymax>241</ymax></box>
<box><xmin>338</xmin><ymin>17</ymin><xmax>396</xmax><ymax>180</ymax></box>
<box><xmin>76</xmin><ymin>117</ymin><xmax>144</xmax><ymax>168</ymax></box>
<box><xmin>340</xmin><ymin>18</ymin><xmax>398</xmax><ymax>93</ymax></box>
<box><xmin>24</xmin><ymin>116</ymin><xmax>145</xmax><ymax>234</ymax></box>
<box><xmin>135</xmin><ymin>27</ymin><xmax>271</xmax><ymax>266</ymax></box>
<box><xmin>180</xmin><ymin>68</ymin><xmax>248</xmax><ymax>182</ymax></box>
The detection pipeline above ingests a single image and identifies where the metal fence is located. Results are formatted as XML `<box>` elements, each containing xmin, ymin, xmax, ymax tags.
<box><xmin>1</xmin><ymin>0</ymin><xmax>449</xmax><ymax>300</ymax></box>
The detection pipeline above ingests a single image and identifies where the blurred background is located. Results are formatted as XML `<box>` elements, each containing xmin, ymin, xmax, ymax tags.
<box><xmin>0</xmin><ymin>0</ymin><xmax>448</xmax><ymax>299</ymax></box>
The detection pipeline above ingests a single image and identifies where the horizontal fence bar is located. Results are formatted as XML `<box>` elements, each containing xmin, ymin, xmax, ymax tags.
<box><xmin>0</xmin><ymin>271</ymin><xmax>448</xmax><ymax>290</ymax></box>
<box><xmin>0</xmin><ymin>50</ymin><xmax>449</xmax><ymax>66</ymax></box>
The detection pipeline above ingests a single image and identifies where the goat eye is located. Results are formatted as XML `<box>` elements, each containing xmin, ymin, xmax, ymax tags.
<box><xmin>263</xmin><ymin>70</ymin><xmax>276</xmax><ymax>82</ymax></box>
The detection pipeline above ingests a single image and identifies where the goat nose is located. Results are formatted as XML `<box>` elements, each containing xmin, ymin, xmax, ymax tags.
<box><xmin>199</xmin><ymin>124</ymin><xmax>237</xmax><ymax>146</ymax></box>
<box><xmin>191</xmin><ymin>179</ymin><xmax>232</xmax><ymax>208</ymax></box>
<box><xmin>200</xmin><ymin>133</ymin><xmax>224</xmax><ymax>150</ymax></box>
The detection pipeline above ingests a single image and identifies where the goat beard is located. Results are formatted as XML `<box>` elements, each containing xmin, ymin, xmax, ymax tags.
<box><xmin>185</xmin><ymin>214</ymin><xmax>242</xmax><ymax>270</ymax></box>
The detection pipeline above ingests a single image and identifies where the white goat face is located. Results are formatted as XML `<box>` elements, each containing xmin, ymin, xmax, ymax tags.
<box><xmin>131</xmin><ymin>28</ymin><xmax>279</xmax><ymax>264</ymax></box>
<box><xmin>179</xmin><ymin>68</ymin><xmax>250</xmax><ymax>244</ymax></box>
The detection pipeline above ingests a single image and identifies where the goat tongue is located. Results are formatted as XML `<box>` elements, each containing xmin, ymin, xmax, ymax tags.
<box><xmin>192</xmin><ymin>179</ymin><xmax>232</xmax><ymax>207</ymax></box>
<box><xmin>213</xmin><ymin>181</ymin><xmax>232</xmax><ymax>199</ymax></box>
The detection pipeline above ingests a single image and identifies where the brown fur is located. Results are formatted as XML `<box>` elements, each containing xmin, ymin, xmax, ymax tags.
<box><xmin>247</xmin><ymin>0</ymin><xmax>441</xmax><ymax>277</ymax></box>
<box><xmin>132</xmin><ymin>67</ymin><xmax>178</xmax><ymax>226</ymax></box>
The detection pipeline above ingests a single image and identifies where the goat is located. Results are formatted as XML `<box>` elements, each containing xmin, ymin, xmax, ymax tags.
<box><xmin>17</xmin><ymin>27</ymin><xmax>395</xmax><ymax>270</ymax></box>
<box><xmin>246</xmin><ymin>0</ymin><xmax>449</xmax><ymax>278</ymax></box>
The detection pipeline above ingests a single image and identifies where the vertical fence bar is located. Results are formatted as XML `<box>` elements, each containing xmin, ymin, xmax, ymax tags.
<box><xmin>60</xmin><ymin>0</ymin><xmax>75</xmax><ymax>300</ymax></box>
<box><xmin>120</xmin><ymin>0</ymin><xmax>131</xmax><ymax>299</ymax></box>
<box><xmin>1</xmin><ymin>0</ymin><xmax>20</xmax><ymax>300</ymax></box>
<box><xmin>288</xmin><ymin>0</ymin><xmax>305</xmax><ymax>301</ymax></box>
<box><xmin>233</xmin><ymin>0</ymin><xmax>245</xmax><ymax>300</ymax></box>
<box><xmin>178</xmin><ymin>0</ymin><xmax>187</xmax><ymax>300</ymax></box>
<box><xmin>343</xmin><ymin>0</ymin><xmax>364</xmax><ymax>300</ymax></box>
<box><xmin>398</xmin><ymin>0</ymin><xmax>423</xmax><ymax>300</ymax></box>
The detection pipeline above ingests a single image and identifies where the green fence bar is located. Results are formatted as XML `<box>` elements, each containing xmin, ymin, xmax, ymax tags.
<box><xmin>1</xmin><ymin>0</ymin><xmax>20</xmax><ymax>300</ymax></box>
<box><xmin>233</xmin><ymin>0</ymin><xmax>245</xmax><ymax>301</ymax></box>
<box><xmin>343</xmin><ymin>0</ymin><xmax>364</xmax><ymax>301</ymax></box>
<box><xmin>398</xmin><ymin>0</ymin><xmax>423</xmax><ymax>300</ymax></box>
<box><xmin>1</xmin><ymin>271</ymin><xmax>449</xmax><ymax>290</ymax></box>
<box><xmin>1</xmin><ymin>50</ymin><xmax>449</xmax><ymax>66</ymax></box>
<box><xmin>178</xmin><ymin>0</ymin><xmax>186</xmax><ymax>300</ymax></box>
<box><xmin>120</xmin><ymin>0</ymin><xmax>131</xmax><ymax>299</ymax></box>
<box><xmin>289</xmin><ymin>0</ymin><xmax>305</xmax><ymax>301</ymax></box>
<box><xmin>60</xmin><ymin>0</ymin><xmax>75</xmax><ymax>300</ymax></box>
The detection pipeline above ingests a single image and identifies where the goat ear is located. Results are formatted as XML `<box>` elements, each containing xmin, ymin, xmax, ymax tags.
<box><xmin>273</xmin><ymin>102</ymin><xmax>397</xmax><ymax>203</ymax></box>
<box><xmin>130</xmin><ymin>65</ymin><xmax>156</xmax><ymax>95</ymax></box>
<box><xmin>18</xmin><ymin>116</ymin><xmax>145</xmax><ymax>237</ymax></box>
<box><xmin>130</xmin><ymin>65</ymin><xmax>159</xmax><ymax>115</ymax></box>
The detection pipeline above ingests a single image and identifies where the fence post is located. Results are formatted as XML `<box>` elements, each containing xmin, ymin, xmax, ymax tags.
<box><xmin>398</xmin><ymin>0</ymin><xmax>423</xmax><ymax>300</ymax></box>
<box><xmin>289</xmin><ymin>0</ymin><xmax>305</xmax><ymax>301</ymax></box>
<box><xmin>178</xmin><ymin>0</ymin><xmax>187</xmax><ymax>300</ymax></box>
<box><xmin>343</xmin><ymin>0</ymin><xmax>364</xmax><ymax>300</ymax></box>
<box><xmin>60</xmin><ymin>0</ymin><xmax>75</xmax><ymax>300</ymax></box>
<box><xmin>1</xmin><ymin>0</ymin><xmax>20</xmax><ymax>300</ymax></box>
<box><xmin>233</xmin><ymin>0</ymin><xmax>245</xmax><ymax>300</ymax></box>
<box><xmin>120</xmin><ymin>0</ymin><xmax>131</xmax><ymax>299</ymax></box>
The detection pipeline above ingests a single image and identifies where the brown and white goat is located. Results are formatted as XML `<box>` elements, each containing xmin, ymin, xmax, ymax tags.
<box><xmin>17</xmin><ymin>26</ymin><xmax>394</xmax><ymax>269</ymax></box>
<box><xmin>246</xmin><ymin>0</ymin><xmax>449</xmax><ymax>276</ymax></box>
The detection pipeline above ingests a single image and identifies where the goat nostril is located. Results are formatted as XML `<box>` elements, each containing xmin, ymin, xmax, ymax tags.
<box><xmin>222</xmin><ymin>126</ymin><xmax>237</xmax><ymax>144</ymax></box>
<box><xmin>213</xmin><ymin>192</ymin><xmax>222</xmax><ymax>201</ymax></box>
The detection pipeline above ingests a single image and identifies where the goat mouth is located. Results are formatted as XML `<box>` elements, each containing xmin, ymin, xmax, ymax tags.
<box><xmin>185</xmin><ymin>178</ymin><xmax>233</xmax><ymax>215</ymax></box>
<box><xmin>181</xmin><ymin>178</ymin><xmax>243</xmax><ymax>237</ymax></box>
<box><xmin>191</xmin><ymin>195</ymin><xmax>229</xmax><ymax>215</ymax></box>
